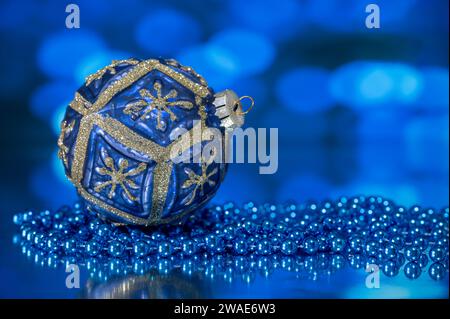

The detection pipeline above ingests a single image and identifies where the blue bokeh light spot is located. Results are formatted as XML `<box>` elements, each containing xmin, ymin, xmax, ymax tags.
<box><xmin>52</xmin><ymin>104</ymin><xmax>68</xmax><ymax>136</ymax></box>
<box><xmin>37</xmin><ymin>30</ymin><xmax>106</xmax><ymax>79</ymax></box>
<box><xmin>29</xmin><ymin>163</ymin><xmax>77</xmax><ymax>210</ymax></box>
<box><xmin>0</xmin><ymin>0</ymin><xmax>37</xmax><ymax>29</ymax></box>
<box><xmin>29</xmin><ymin>81</ymin><xmax>76</xmax><ymax>121</ymax></box>
<box><xmin>277</xmin><ymin>175</ymin><xmax>333</xmax><ymax>203</ymax></box>
<box><xmin>306</xmin><ymin>0</ymin><xmax>417</xmax><ymax>32</ymax></box>
<box><xmin>405</xmin><ymin>116</ymin><xmax>449</xmax><ymax>174</ymax></box>
<box><xmin>135</xmin><ymin>8</ymin><xmax>202</xmax><ymax>56</ymax></box>
<box><xmin>416</xmin><ymin>67</ymin><xmax>449</xmax><ymax>109</ymax></box>
<box><xmin>331</xmin><ymin>61</ymin><xmax>423</xmax><ymax>107</ymax></box>
<box><xmin>276</xmin><ymin>67</ymin><xmax>333</xmax><ymax>112</ymax></box>
<box><xmin>209</xmin><ymin>29</ymin><xmax>275</xmax><ymax>77</ymax></box>
<box><xmin>177</xmin><ymin>44</ymin><xmax>239</xmax><ymax>89</ymax></box>
<box><xmin>75</xmin><ymin>50</ymin><xmax>133</xmax><ymax>85</ymax></box>
<box><xmin>51</xmin><ymin>149</ymin><xmax>72</xmax><ymax>186</ymax></box>
<box><xmin>227</xmin><ymin>0</ymin><xmax>304</xmax><ymax>41</ymax></box>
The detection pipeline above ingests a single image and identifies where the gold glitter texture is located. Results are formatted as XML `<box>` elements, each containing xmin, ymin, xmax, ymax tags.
<box><xmin>182</xmin><ymin>162</ymin><xmax>218</xmax><ymax>205</ymax></box>
<box><xmin>94</xmin><ymin>152</ymin><xmax>147</xmax><ymax>201</ymax></box>
<box><xmin>57</xmin><ymin>120</ymin><xmax>75</xmax><ymax>168</ymax></box>
<box><xmin>123</xmin><ymin>81</ymin><xmax>194</xmax><ymax>130</ymax></box>
<box><xmin>85</xmin><ymin>58</ymin><xmax>139</xmax><ymax>86</ymax></box>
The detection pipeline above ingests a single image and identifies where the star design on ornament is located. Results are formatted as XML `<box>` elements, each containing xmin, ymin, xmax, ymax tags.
<box><xmin>85</xmin><ymin>59</ymin><xmax>139</xmax><ymax>86</ymax></box>
<box><xmin>57</xmin><ymin>120</ymin><xmax>75</xmax><ymax>168</ymax></box>
<box><xmin>182</xmin><ymin>161</ymin><xmax>218</xmax><ymax>205</ymax></box>
<box><xmin>123</xmin><ymin>80</ymin><xmax>194</xmax><ymax>130</ymax></box>
<box><xmin>94</xmin><ymin>153</ymin><xmax>147</xmax><ymax>202</ymax></box>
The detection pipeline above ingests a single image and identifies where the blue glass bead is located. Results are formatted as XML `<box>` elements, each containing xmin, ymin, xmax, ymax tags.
<box><xmin>40</xmin><ymin>216</ymin><xmax>52</xmax><ymax>228</ymax></box>
<box><xmin>331</xmin><ymin>237</ymin><xmax>346</xmax><ymax>253</ymax></box>
<box><xmin>223</xmin><ymin>226</ymin><xmax>235</xmax><ymax>240</ymax></box>
<box><xmin>108</xmin><ymin>240</ymin><xmax>125</xmax><ymax>257</ymax></box>
<box><xmin>133</xmin><ymin>240</ymin><xmax>150</xmax><ymax>257</ymax></box>
<box><xmin>418</xmin><ymin>254</ymin><xmax>428</xmax><ymax>268</ymax></box>
<box><xmin>370</xmin><ymin>221</ymin><xmax>384</xmax><ymax>232</ymax></box>
<box><xmin>158</xmin><ymin>242</ymin><xmax>173</xmax><ymax>257</ymax></box>
<box><xmin>349</xmin><ymin>256</ymin><xmax>368</xmax><ymax>269</ymax></box>
<box><xmin>46</xmin><ymin>237</ymin><xmax>60</xmax><ymax>251</ymax></box>
<box><xmin>403</xmin><ymin>261</ymin><xmax>422</xmax><ymax>279</ymax></box>
<box><xmin>270</xmin><ymin>237</ymin><xmax>281</xmax><ymax>252</ymax></box>
<box><xmin>317</xmin><ymin>236</ymin><xmax>329</xmax><ymax>252</ymax></box>
<box><xmin>26</xmin><ymin>230</ymin><xmax>36</xmax><ymax>242</ymax></box>
<box><xmin>37</xmin><ymin>236</ymin><xmax>48</xmax><ymax>250</ymax></box>
<box><xmin>22</xmin><ymin>212</ymin><xmax>33</xmax><ymax>222</ymax></box>
<box><xmin>132</xmin><ymin>258</ymin><xmax>148</xmax><ymax>274</ymax></box>
<box><xmin>88</xmin><ymin>220</ymin><xmax>101</xmax><ymax>232</ymax></box>
<box><xmin>364</xmin><ymin>241</ymin><xmax>380</xmax><ymax>257</ymax></box>
<box><xmin>330</xmin><ymin>254</ymin><xmax>346</xmax><ymax>271</ymax></box>
<box><xmin>96</xmin><ymin>224</ymin><xmax>112</xmax><ymax>237</ymax></box>
<box><xmin>428</xmin><ymin>262</ymin><xmax>447</xmax><ymax>280</ymax></box>
<box><xmin>435</xmin><ymin>237</ymin><xmax>449</xmax><ymax>247</ymax></box>
<box><xmin>182</xmin><ymin>240</ymin><xmax>197</xmax><ymax>256</ymax></box>
<box><xmin>241</xmin><ymin>221</ymin><xmax>257</xmax><ymax>234</ymax></box>
<box><xmin>302</xmin><ymin>237</ymin><xmax>318</xmax><ymax>255</ymax></box>
<box><xmin>382</xmin><ymin>260</ymin><xmax>399</xmax><ymax>277</ymax></box>
<box><xmin>412</xmin><ymin>237</ymin><xmax>428</xmax><ymax>251</ymax></box>
<box><xmin>375</xmin><ymin>252</ymin><xmax>386</xmax><ymax>262</ymax></box>
<box><xmin>349</xmin><ymin>236</ymin><xmax>364</xmax><ymax>253</ymax></box>
<box><xmin>405</xmin><ymin>246</ymin><xmax>421</xmax><ymax>261</ymax></box>
<box><xmin>390</xmin><ymin>235</ymin><xmax>404</xmax><ymax>249</ymax></box>
<box><xmin>77</xmin><ymin>227</ymin><xmax>90</xmax><ymax>240</ymax></box>
<box><xmin>381</xmin><ymin>243</ymin><xmax>396</xmax><ymax>259</ymax></box>
<box><xmin>85</xmin><ymin>257</ymin><xmax>100</xmax><ymax>271</ymax></box>
<box><xmin>288</xmin><ymin>229</ymin><xmax>303</xmax><ymax>243</ymax></box>
<box><xmin>323</xmin><ymin>217</ymin><xmax>335</xmax><ymax>230</ymax></box>
<box><xmin>47</xmin><ymin>253</ymin><xmax>60</xmax><ymax>269</ymax></box>
<box><xmin>307</xmin><ymin>222</ymin><xmax>321</xmax><ymax>234</ymax></box>
<box><xmin>21</xmin><ymin>227</ymin><xmax>30</xmax><ymax>238</ymax></box>
<box><xmin>276</xmin><ymin>223</ymin><xmax>287</xmax><ymax>234</ymax></box>
<box><xmin>262</xmin><ymin>221</ymin><xmax>274</xmax><ymax>233</ymax></box>
<box><xmin>256</xmin><ymin>239</ymin><xmax>272</xmax><ymax>255</ymax></box>
<box><xmin>280</xmin><ymin>240</ymin><xmax>296</xmax><ymax>255</ymax></box>
<box><xmin>116</xmin><ymin>233</ymin><xmax>130</xmax><ymax>244</ymax></box>
<box><xmin>429</xmin><ymin>245</ymin><xmax>446</xmax><ymax>262</ymax></box>
<box><xmin>395</xmin><ymin>253</ymin><xmax>406</xmax><ymax>267</ymax></box>
<box><xmin>13</xmin><ymin>214</ymin><xmax>23</xmax><ymax>225</ymax></box>
<box><xmin>64</xmin><ymin>239</ymin><xmax>77</xmax><ymax>254</ymax></box>
<box><xmin>372</xmin><ymin>230</ymin><xmax>386</xmax><ymax>244</ymax></box>
<box><xmin>73</xmin><ymin>214</ymin><xmax>85</xmax><ymax>224</ymax></box>
<box><xmin>86</xmin><ymin>241</ymin><xmax>102</xmax><ymax>256</ymax></box>
<box><xmin>230</xmin><ymin>239</ymin><xmax>247</xmax><ymax>255</ymax></box>
<box><xmin>33</xmin><ymin>234</ymin><xmax>44</xmax><ymax>246</ymax></box>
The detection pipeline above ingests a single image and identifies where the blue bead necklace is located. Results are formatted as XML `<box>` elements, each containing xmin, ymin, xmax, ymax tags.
<box><xmin>14</xmin><ymin>195</ymin><xmax>449</xmax><ymax>282</ymax></box>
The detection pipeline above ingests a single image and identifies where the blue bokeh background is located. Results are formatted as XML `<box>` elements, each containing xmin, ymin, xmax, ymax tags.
<box><xmin>0</xmin><ymin>0</ymin><xmax>448</xmax><ymax>298</ymax></box>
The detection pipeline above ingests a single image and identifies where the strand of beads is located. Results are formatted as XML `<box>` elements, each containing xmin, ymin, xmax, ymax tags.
<box><xmin>14</xmin><ymin>196</ymin><xmax>449</xmax><ymax>282</ymax></box>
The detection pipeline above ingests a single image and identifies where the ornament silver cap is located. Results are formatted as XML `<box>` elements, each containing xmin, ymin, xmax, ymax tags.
<box><xmin>213</xmin><ymin>90</ymin><xmax>253</xmax><ymax>129</ymax></box>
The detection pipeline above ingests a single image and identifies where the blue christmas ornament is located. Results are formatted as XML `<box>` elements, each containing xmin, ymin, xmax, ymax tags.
<box><xmin>57</xmin><ymin>58</ymin><xmax>249</xmax><ymax>226</ymax></box>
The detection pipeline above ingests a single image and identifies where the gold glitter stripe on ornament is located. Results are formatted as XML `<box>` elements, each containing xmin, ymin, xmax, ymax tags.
<box><xmin>70</xmin><ymin>112</ymin><xmax>214</xmax><ymax>225</ymax></box>
<box><xmin>153</xmin><ymin>61</ymin><xmax>210</xmax><ymax>98</ymax></box>
<box><xmin>70</xmin><ymin>114</ymin><xmax>149</xmax><ymax>224</ymax></box>
<box><xmin>196</xmin><ymin>95</ymin><xmax>208</xmax><ymax>125</ymax></box>
<box><xmin>57</xmin><ymin>120</ymin><xmax>75</xmax><ymax>169</ymax></box>
<box><xmin>149</xmin><ymin>161</ymin><xmax>173</xmax><ymax>222</ymax></box>
<box><xmin>71</xmin><ymin>59</ymin><xmax>210</xmax><ymax>116</ymax></box>
<box><xmin>85</xmin><ymin>58</ymin><xmax>139</xmax><ymax>86</ymax></box>
<box><xmin>87</xmin><ymin>60</ymin><xmax>160</xmax><ymax>115</ymax></box>
<box><xmin>69</xmin><ymin>92</ymin><xmax>92</xmax><ymax>116</ymax></box>
<box><xmin>100</xmin><ymin>116</ymin><xmax>168</xmax><ymax>162</ymax></box>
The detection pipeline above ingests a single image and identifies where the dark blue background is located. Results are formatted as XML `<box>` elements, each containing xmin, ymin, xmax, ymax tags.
<box><xmin>0</xmin><ymin>0</ymin><xmax>448</xmax><ymax>298</ymax></box>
